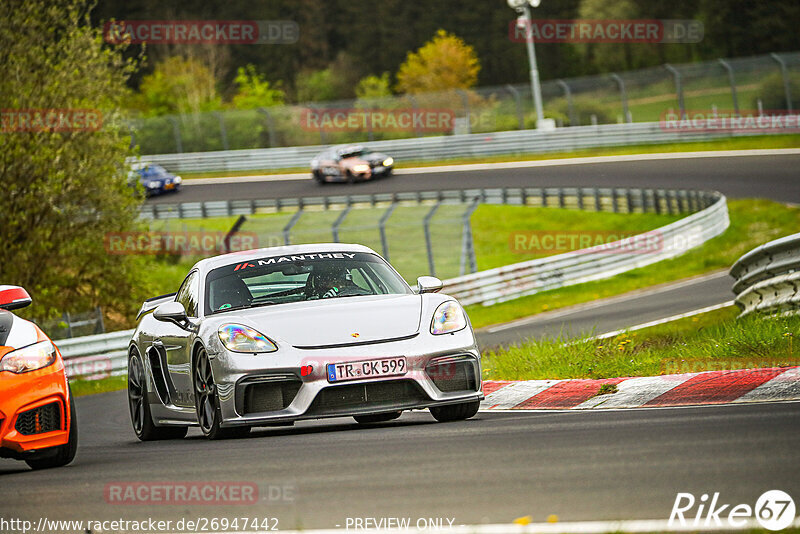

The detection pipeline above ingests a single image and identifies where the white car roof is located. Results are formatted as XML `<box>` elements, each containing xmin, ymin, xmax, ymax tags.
<box><xmin>193</xmin><ymin>243</ymin><xmax>379</xmax><ymax>273</ymax></box>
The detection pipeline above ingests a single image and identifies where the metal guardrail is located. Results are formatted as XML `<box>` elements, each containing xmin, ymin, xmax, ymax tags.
<box><xmin>443</xmin><ymin>191</ymin><xmax>728</xmax><ymax>306</ymax></box>
<box><xmin>64</xmin><ymin>187</ymin><xmax>728</xmax><ymax>379</ymax></box>
<box><xmin>730</xmin><ymin>233</ymin><xmax>800</xmax><ymax>317</ymax></box>
<box><xmin>57</xmin><ymin>329</ymin><xmax>133</xmax><ymax>380</ymax></box>
<box><xmin>138</xmin><ymin>119</ymin><xmax>800</xmax><ymax>174</ymax></box>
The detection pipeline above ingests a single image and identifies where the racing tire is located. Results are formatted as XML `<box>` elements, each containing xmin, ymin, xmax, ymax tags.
<box><xmin>128</xmin><ymin>349</ymin><xmax>188</xmax><ymax>441</ymax></box>
<box><xmin>194</xmin><ymin>347</ymin><xmax>250</xmax><ymax>440</ymax></box>
<box><xmin>429</xmin><ymin>400</ymin><xmax>480</xmax><ymax>423</ymax></box>
<box><xmin>313</xmin><ymin>171</ymin><xmax>327</xmax><ymax>185</ymax></box>
<box><xmin>353</xmin><ymin>411</ymin><xmax>402</xmax><ymax>424</ymax></box>
<box><xmin>25</xmin><ymin>387</ymin><xmax>79</xmax><ymax>470</ymax></box>
<box><xmin>346</xmin><ymin>171</ymin><xmax>356</xmax><ymax>184</ymax></box>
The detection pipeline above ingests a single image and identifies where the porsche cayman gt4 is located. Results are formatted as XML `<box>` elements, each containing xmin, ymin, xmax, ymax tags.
<box><xmin>127</xmin><ymin>244</ymin><xmax>482</xmax><ymax>440</ymax></box>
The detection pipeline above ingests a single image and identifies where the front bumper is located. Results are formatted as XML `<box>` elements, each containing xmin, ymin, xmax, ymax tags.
<box><xmin>206</xmin><ymin>329</ymin><xmax>482</xmax><ymax>427</ymax></box>
<box><xmin>0</xmin><ymin>358</ymin><xmax>70</xmax><ymax>457</ymax></box>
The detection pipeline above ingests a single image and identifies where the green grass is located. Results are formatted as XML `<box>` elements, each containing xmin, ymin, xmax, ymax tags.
<box><xmin>482</xmin><ymin>306</ymin><xmax>800</xmax><ymax>381</ymax></box>
<box><xmin>179</xmin><ymin>134</ymin><xmax>800</xmax><ymax>180</ymax></box>
<box><xmin>140</xmin><ymin>204</ymin><xmax>677</xmax><ymax>297</ymax></box>
<box><xmin>466</xmin><ymin>199</ymin><xmax>800</xmax><ymax>329</ymax></box>
<box><xmin>70</xmin><ymin>375</ymin><xmax>127</xmax><ymax>397</ymax></box>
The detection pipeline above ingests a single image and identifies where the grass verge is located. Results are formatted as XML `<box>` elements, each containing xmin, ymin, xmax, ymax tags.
<box><xmin>482</xmin><ymin>305</ymin><xmax>800</xmax><ymax>381</ymax></box>
<box><xmin>466</xmin><ymin>199</ymin><xmax>800</xmax><ymax>329</ymax></box>
<box><xmin>179</xmin><ymin>134</ymin><xmax>800</xmax><ymax>180</ymax></box>
<box><xmin>70</xmin><ymin>375</ymin><xmax>127</xmax><ymax>397</ymax></box>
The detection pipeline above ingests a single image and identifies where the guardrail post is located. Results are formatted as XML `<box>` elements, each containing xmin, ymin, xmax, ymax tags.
<box><xmin>577</xmin><ymin>188</ymin><xmax>585</xmax><ymax>210</ymax></box>
<box><xmin>556</xmin><ymin>80</ymin><xmax>577</xmax><ymax>126</ymax></box>
<box><xmin>506</xmin><ymin>85</ymin><xmax>525</xmax><ymax>129</ymax></box>
<box><xmin>283</xmin><ymin>208</ymin><xmax>303</xmax><ymax>245</ymax></box>
<box><xmin>652</xmin><ymin>190</ymin><xmax>662</xmax><ymax>215</ymax></box>
<box><xmin>612</xmin><ymin>189</ymin><xmax>619</xmax><ymax>213</ymax></box>
<box><xmin>558</xmin><ymin>189</ymin><xmax>565</xmax><ymax>209</ymax></box>
<box><xmin>541</xmin><ymin>188</ymin><xmax>547</xmax><ymax>207</ymax></box>
<box><xmin>677</xmin><ymin>191</ymin><xmax>685</xmax><ymax>213</ymax></box>
<box><xmin>593</xmin><ymin>188</ymin><xmax>601</xmax><ymax>211</ymax></box>
<box><xmin>717</xmin><ymin>59</ymin><xmax>740</xmax><ymax>116</ymax></box>
<box><xmin>626</xmin><ymin>189</ymin><xmax>634</xmax><ymax>213</ymax></box>
<box><xmin>167</xmin><ymin>116</ymin><xmax>183</xmax><ymax>153</ymax></box>
<box><xmin>423</xmin><ymin>201</ymin><xmax>442</xmax><ymax>276</ymax></box>
<box><xmin>379</xmin><ymin>201</ymin><xmax>398</xmax><ymax>260</ymax></box>
<box><xmin>257</xmin><ymin>107</ymin><xmax>278</xmax><ymax>148</ymax></box>
<box><xmin>94</xmin><ymin>306</ymin><xmax>105</xmax><ymax>335</ymax></box>
<box><xmin>609</xmin><ymin>73</ymin><xmax>632</xmax><ymax>123</ymax></box>
<box><xmin>459</xmin><ymin>198</ymin><xmax>481</xmax><ymax>276</ymax></box>
<box><xmin>771</xmin><ymin>53</ymin><xmax>794</xmax><ymax>112</ymax></box>
<box><xmin>332</xmin><ymin>205</ymin><xmax>352</xmax><ymax>243</ymax></box>
<box><xmin>664</xmin><ymin>64</ymin><xmax>686</xmax><ymax>119</ymax></box>
<box><xmin>215</xmin><ymin>112</ymin><xmax>230</xmax><ymax>151</ymax></box>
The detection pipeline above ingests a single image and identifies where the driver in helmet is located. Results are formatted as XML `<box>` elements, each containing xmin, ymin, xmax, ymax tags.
<box><xmin>311</xmin><ymin>263</ymin><xmax>356</xmax><ymax>299</ymax></box>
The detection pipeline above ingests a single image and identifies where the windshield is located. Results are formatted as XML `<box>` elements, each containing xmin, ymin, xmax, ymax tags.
<box><xmin>204</xmin><ymin>251</ymin><xmax>411</xmax><ymax>314</ymax></box>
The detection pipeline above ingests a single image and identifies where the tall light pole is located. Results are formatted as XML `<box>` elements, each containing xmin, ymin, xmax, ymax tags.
<box><xmin>508</xmin><ymin>0</ymin><xmax>546</xmax><ymax>128</ymax></box>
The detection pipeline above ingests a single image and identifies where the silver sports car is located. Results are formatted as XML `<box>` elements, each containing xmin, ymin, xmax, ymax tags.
<box><xmin>127</xmin><ymin>244</ymin><xmax>483</xmax><ymax>440</ymax></box>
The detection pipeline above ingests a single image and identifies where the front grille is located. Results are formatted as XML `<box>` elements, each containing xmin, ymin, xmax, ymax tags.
<box><xmin>241</xmin><ymin>379</ymin><xmax>301</xmax><ymax>415</ymax></box>
<box><xmin>426</xmin><ymin>359</ymin><xmax>479</xmax><ymax>393</ymax></box>
<box><xmin>307</xmin><ymin>380</ymin><xmax>428</xmax><ymax>416</ymax></box>
<box><xmin>15</xmin><ymin>402</ymin><xmax>61</xmax><ymax>435</ymax></box>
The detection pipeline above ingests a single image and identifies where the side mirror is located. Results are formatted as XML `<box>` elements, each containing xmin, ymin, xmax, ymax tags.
<box><xmin>417</xmin><ymin>276</ymin><xmax>443</xmax><ymax>294</ymax></box>
<box><xmin>0</xmin><ymin>285</ymin><xmax>32</xmax><ymax>311</ymax></box>
<box><xmin>153</xmin><ymin>301</ymin><xmax>188</xmax><ymax>324</ymax></box>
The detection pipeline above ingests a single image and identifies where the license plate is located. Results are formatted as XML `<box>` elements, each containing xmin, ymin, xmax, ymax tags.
<box><xmin>327</xmin><ymin>357</ymin><xmax>407</xmax><ymax>383</ymax></box>
<box><xmin>164</xmin><ymin>183</ymin><xmax>175</xmax><ymax>190</ymax></box>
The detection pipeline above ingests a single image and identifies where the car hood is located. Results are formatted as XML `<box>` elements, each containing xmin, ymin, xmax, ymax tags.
<box><xmin>222</xmin><ymin>294</ymin><xmax>422</xmax><ymax>348</ymax></box>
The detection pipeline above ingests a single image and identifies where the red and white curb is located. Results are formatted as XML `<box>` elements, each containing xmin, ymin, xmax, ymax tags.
<box><xmin>480</xmin><ymin>366</ymin><xmax>800</xmax><ymax>410</ymax></box>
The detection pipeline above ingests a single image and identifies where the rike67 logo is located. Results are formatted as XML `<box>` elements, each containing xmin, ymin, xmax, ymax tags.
<box><xmin>669</xmin><ymin>490</ymin><xmax>796</xmax><ymax>531</ymax></box>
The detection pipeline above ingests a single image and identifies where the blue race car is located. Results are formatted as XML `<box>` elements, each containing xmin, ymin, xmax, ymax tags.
<box><xmin>129</xmin><ymin>163</ymin><xmax>182</xmax><ymax>197</ymax></box>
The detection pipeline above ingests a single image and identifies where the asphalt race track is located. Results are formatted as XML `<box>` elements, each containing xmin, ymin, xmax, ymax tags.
<box><xmin>475</xmin><ymin>271</ymin><xmax>734</xmax><ymax>350</ymax></box>
<box><xmin>1</xmin><ymin>393</ymin><xmax>799</xmax><ymax>530</ymax></box>
<box><xmin>2</xmin><ymin>153</ymin><xmax>795</xmax><ymax>531</ymax></box>
<box><xmin>148</xmin><ymin>153</ymin><xmax>800</xmax><ymax>204</ymax></box>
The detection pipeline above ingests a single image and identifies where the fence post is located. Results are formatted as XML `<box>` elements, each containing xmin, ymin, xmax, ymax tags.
<box><xmin>257</xmin><ymin>107</ymin><xmax>278</xmax><ymax>148</ymax></box>
<box><xmin>63</xmin><ymin>312</ymin><xmax>73</xmax><ymax>339</ymax></box>
<box><xmin>95</xmin><ymin>306</ymin><xmax>105</xmax><ymax>335</ymax></box>
<box><xmin>407</xmin><ymin>95</ymin><xmax>422</xmax><ymax>137</ymax></box>
<box><xmin>379</xmin><ymin>201</ymin><xmax>397</xmax><ymax>260</ymax></box>
<box><xmin>771</xmin><ymin>53</ymin><xmax>794</xmax><ymax>112</ymax></box>
<box><xmin>506</xmin><ymin>85</ymin><xmax>525</xmax><ymax>129</ymax></box>
<box><xmin>459</xmin><ymin>198</ymin><xmax>481</xmax><ymax>276</ymax></box>
<box><xmin>457</xmin><ymin>89</ymin><xmax>471</xmax><ymax>134</ymax></box>
<box><xmin>556</xmin><ymin>79</ymin><xmax>577</xmax><ymax>125</ymax></box>
<box><xmin>283</xmin><ymin>208</ymin><xmax>303</xmax><ymax>245</ymax></box>
<box><xmin>423</xmin><ymin>201</ymin><xmax>442</xmax><ymax>276</ymax></box>
<box><xmin>167</xmin><ymin>116</ymin><xmax>183</xmax><ymax>153</ymax></box>
<box><xmin>717</xmin><ymin>59</ymin><xmax>740</xmax><ymax>116</ymax></box>
<box><xmin>215</xmin><ymin>112</ymin><xmax>230</xmax><ymax>151</ymax></box>
<box><xmin>609</xmin><ymin>73</ymin><xmax>631</xmax><ymax>123</ymax></box>
<box><xmin>332</xmin><ymin>205</ymin><xmax>352</xmax><ymax>243</ymax></box>
<box><xmin>664</xmin><ymin>64</ymin><xmax>686</xmax><ymax>119</ymax></box>
<box><xmin>224</xmin><ymin>215</ymin><xmax>248</xmax><ymax>253</ymax></box>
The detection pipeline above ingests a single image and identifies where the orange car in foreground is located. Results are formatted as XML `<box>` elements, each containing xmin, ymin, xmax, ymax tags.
<box><xmin>0</xmin><ymin>285</ymin><xmax>77</xmax><ymax>470</ymax></box>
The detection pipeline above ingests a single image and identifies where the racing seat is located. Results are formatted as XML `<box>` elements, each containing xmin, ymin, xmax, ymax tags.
<box><xmin>211</xmin><ymin>276</ymin><xmax>252</xmax><ymax>310</ymax></box>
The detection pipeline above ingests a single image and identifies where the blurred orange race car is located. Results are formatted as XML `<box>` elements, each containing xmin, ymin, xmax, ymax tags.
<box><xmin>0</xmin><ymin>285</ymin><xmax>77</xmax><ymax>470</ymax></box>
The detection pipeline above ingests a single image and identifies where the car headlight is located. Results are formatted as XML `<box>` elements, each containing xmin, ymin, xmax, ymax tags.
<box><xmin>0</xmin><ymin>341</ymin><xmax>57</xmax><ymax>374</ymax></box>
<box><xmin>430</xmin><ymin>301</ymin><xmax>467</xmax><ymax>335</ymax></box>
<box><xmin>352</xmin><ymin>164</ymin><xmax>370</xmax><ymax>173</ymax></box>
<box><xmin>218</xmin><ymin>324</ymin><xmax>278</xmax><ymax>353</ymax></box>
<box><xmin>147</xmin><ymin>182</ymin><xmax>160</xmax><ymax>189</ymax></box>
<box><xmin>383</xmin><ymin>157</ymin><xmax>394</xmax><ymax>166</ymax></box>
<box><xmin>174</xmin><ymin>176</ymin><xmax>182</xmax><ymax>184</ymax></box>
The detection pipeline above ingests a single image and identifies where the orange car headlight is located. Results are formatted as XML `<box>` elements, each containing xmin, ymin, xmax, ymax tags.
<box><xmin>0</xmin><ymin>341</ymin><xmax>57</xmax><ymax>374</ymax></box>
